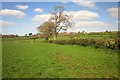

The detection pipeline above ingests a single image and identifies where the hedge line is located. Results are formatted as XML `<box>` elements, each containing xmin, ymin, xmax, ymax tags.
<box><xmin>46</xmin><ymin>38</ymin><xmax>120</xmax><ymax>50</ymax></box>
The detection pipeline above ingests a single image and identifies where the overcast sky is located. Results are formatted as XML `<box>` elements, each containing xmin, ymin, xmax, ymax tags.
<box><xmin>1</xmin><ymin>1</ymin><xmax>118</xmax><ymax>35</ymax></box>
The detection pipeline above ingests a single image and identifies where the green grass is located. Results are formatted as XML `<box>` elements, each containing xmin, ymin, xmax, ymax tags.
<box><xmin>78</xmin><ymin>34</ymin><xmax>110</xmax><ymax>39</ymax></box>
<box><xmin>49</xmin><ymin>34</ymin><xmax>112</xmax><ymax>40</ymax></box>
<box><xmin>2</xmin><ymin>38</ymin><xmax>118</xmax><ymax>78</ymax></box>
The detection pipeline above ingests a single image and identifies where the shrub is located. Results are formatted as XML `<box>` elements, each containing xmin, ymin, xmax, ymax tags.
<box><xmin>47</xmin><ymin>38</ymin><xmax>120</xmax><ymax>50</ymax></box>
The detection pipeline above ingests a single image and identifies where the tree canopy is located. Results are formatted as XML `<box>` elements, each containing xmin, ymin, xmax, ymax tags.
<box><xmin>37</xmin><ymin>21</ymin><xmax>55</xmax><ymax>40</ymax></box>
<box><xmin>37</xmin><ymin>5</ymin><xmax>74</xmax><ymax>40</ymax></box>
<box><xmin>49</xmin><ymin>6</ymin><xmax>74</xmax><ymax>40</ymax></box>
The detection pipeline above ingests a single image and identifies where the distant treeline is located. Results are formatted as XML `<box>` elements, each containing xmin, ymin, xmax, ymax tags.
<box><xmin>2</xmin><ymin>31</ymin><xmax>120</xmax><ymax>38</ymax></box>
<box><xmin>2</xmin><ymin>34</ymin><xmax>19</xmax><ymax>38</ymax></box>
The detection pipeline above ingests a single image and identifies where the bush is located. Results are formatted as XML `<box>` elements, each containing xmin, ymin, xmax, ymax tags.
<box><xmin>46</xmin><ymin>38</ymin><xmax>120</xmax><ymax>50</ymax></box>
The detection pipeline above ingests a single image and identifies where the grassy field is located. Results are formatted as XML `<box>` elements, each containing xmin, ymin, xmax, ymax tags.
<box><xmin>2</xmin><ymin>38</ymin><xmax>118</xmax><ymax>78</ymax></box>
<box><xmin>49</xmin><ymin>32</ymin><xmax>118</xmax><ymax>40</ymax></box>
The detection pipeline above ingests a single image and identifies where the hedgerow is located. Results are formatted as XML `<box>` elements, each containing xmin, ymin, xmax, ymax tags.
<box><xmin>46</xmin><ymin>38</ymin><xmax>120</xmax><ymax>50</ymax></box>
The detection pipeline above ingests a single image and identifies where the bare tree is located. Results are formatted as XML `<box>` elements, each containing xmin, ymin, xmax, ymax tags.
<box><xmin>50</xmin><ymin>6</ymin><xmax>74</xmax><ymax>40</ymax></box>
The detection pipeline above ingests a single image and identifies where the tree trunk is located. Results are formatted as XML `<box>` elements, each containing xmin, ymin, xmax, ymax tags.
<box><xmin>53</xmin><ymin>33</ymin><xmax>57</xmax><ymax>40</ymax></box>
<box><xmin>53</xmin><ymin>34</ymin><xmax>56</xmax><ymax>40</ymax></box>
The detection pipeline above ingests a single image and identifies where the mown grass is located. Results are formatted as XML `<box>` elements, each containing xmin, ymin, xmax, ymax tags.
<box><xmin>2</xmin><ymin>38</ymin><xmax>118</xmax><ymax>78</ymax></box>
